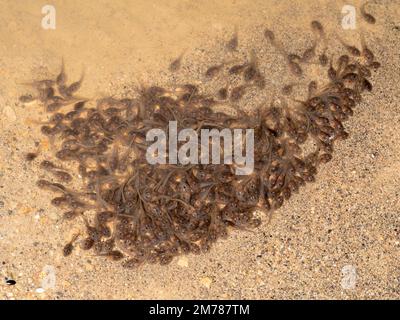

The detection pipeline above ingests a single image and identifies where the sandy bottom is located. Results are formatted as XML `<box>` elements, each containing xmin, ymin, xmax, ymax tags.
<box><xmin>0</xmin><ymin>0</ymin><xmax>399</xmax><ymax>299</ymax></box>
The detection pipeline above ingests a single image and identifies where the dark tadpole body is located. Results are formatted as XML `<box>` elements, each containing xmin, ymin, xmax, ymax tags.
<box><xmin>226</xmin><ymin>26</ymin><xmax>238</xmax><ymax>51</ymax></box>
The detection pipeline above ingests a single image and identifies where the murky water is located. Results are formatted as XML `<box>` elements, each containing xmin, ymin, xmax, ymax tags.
<box><xmin>0</xmin><ymin>0</ymin><xmax>399</xmax><ymax>299</ymax></box>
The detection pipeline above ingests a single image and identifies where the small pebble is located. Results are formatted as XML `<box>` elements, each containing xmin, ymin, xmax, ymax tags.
<box><xmin>177</xmin><ymin>256</ymin><xmax>189</xmax><ymax>267</ymax></box>
<box><xmin>200</xmin><ymin>277</ymin><xmax>212</xmax><ymax>289</ymax></box>
<box><xmin>35</xmin><ymin>287</ymin><xmax>45</xmax><ymax>293</ymax></box>
<box><xmin>2</xmin><ymin>105</ymin><xmax>17</xmax><ymax>122</ymax></box>
<box><xmin>5</xmin><ymin>279</ymin><xmax>16</xmax><ymax>286</ymax></box>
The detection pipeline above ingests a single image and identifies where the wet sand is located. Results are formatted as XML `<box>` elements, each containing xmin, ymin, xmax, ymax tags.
<box><xmin>0</xmin><ymin>0</ymin><xmax>399</xmax><ymax>299</ymax></box>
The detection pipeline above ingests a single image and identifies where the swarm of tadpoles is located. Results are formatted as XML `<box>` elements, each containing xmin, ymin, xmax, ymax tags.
<box><xmin>20</xmin><ymin>19</ymin><xmax>379</xmax><ymax>268</ymax></box>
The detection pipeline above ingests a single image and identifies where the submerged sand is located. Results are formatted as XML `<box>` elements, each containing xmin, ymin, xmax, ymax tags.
<box><xmin>0</xmin><ymin>0</ymin><xmax>399</xmax><ymax>299</ymax></box>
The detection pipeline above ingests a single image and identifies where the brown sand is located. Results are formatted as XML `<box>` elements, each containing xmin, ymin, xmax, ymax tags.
<box><xmin>0</xmin><ymin>0</ymin><xmax>399</xmax><ymax>299</ymax></box>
